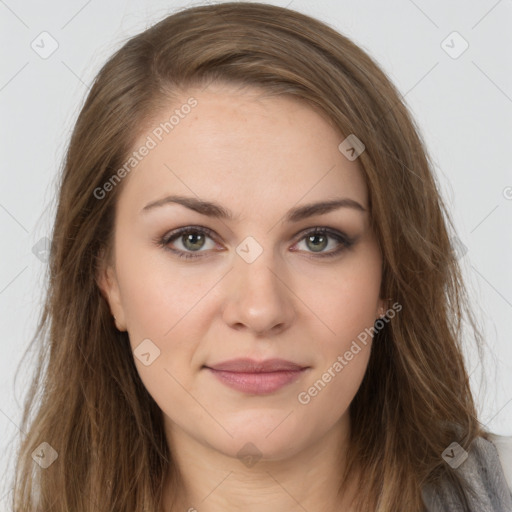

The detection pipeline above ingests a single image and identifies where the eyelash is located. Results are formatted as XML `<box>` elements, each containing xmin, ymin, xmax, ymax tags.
<box><xmin>156</xmin><ymin>225</ymin><xmax>355</xmax><ymax>261</ymax></box>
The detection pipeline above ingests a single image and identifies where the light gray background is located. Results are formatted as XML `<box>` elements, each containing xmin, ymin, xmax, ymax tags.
<box><xmin>1</xmin><ymin>0</ymin><xmax>511</xmax><ymax>507</ymax></box>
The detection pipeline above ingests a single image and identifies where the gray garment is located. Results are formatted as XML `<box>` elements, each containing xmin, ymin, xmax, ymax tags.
<box><xmin>422</xmin><ymin>436</ymin><xmax>512</xmax><ymax>511</ymax></box>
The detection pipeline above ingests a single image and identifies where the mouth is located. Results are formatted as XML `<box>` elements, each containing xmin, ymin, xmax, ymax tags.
<box><xmin>203</xmin><ymin>358</ymin><xmax>310</xmax><ymax>395</ymax></box>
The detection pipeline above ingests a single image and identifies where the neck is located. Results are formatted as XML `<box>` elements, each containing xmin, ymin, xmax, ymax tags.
<box><xmin>161</xmin><ymin>415</ymin><xmax>358</xmax><ymax>512</ymax></box>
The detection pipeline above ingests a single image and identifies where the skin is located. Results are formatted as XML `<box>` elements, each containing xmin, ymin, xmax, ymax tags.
<box><xmin>98</xmin><ymin>82</ymin><xmax>386</xmax><ymax>512</ymax></box>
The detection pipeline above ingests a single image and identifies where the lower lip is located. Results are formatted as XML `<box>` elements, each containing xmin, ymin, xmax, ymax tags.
<box><xmin>205</xmin><ymin>368</ymin><xmax>308</xmax><ymax>394</ymax></box>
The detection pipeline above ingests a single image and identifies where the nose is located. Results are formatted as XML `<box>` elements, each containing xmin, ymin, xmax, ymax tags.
<box><xmin>221</xmin><ymin>249</ymin><xmax>296</xmax><ymax>337</ymax></box>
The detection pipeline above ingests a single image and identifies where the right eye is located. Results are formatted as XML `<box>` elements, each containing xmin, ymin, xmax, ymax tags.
<box><xmin>157</xmin><ymin>225</ymin><xmax>220</xmax><ymax>260</ymax></box>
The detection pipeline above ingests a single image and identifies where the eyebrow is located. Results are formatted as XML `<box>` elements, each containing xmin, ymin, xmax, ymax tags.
<box><xmin>141</xmin><ymin>194</ymin><xmax>366</xmax><ymax>223</ymax></box>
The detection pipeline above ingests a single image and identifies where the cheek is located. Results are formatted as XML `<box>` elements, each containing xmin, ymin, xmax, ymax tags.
<box><xmin>112</xmin><ymin>229</ymin><xmax>212</xmax><ymax>380</ymax></box>
<box><xmin>113</xmin><ymin>229</ymin><xmax>207</xmax><ymax>342</ymax></box>
<box><xmin>296</xmin><ymin>244</ymin><xmax>381</xmax><ymax>408</ymax></box>
<box><xmin>297</xmin><ymin>322</ymin><xmax>373</xmax><ymax>423</ymax></box>
<box><xmin>304</xmin><ymin>250</ymin><xmax>382</xmax><ymax>343</ymax></box>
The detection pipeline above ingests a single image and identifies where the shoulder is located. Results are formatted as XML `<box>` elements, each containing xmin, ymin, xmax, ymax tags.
<box><xmin>487</xmin><ymin>433</ymin><xmax>512</xmax><ymax>492</ymax></box>
<box><xmin>422</xmin><ymin>433</ymin><xmax>512</xmax><ymax>511</ymax></box>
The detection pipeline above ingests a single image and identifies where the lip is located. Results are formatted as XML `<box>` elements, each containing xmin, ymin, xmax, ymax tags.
<box><xmin>204</xmin><ymin>358</ymin><xmax>309</xmax><ymax>394</ymax></box>
<box><xmin>206</xmin><ymin>358</ymin><xmax>307</xmax><ymax>372</ymax></box>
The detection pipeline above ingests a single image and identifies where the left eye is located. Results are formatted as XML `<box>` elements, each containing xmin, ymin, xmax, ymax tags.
<box><xmin>158</xmin><ymin>226</ymin><xmax>354</xmax><ymax>260</ymax></box>
<box><xmin>293</xmin><ymin>229</ymin><xmax>351</xmax><ymax>257</ymax></box>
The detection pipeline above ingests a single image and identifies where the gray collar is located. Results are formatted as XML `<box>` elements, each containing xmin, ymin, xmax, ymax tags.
<box><xmin>422</xmin><ymin>435</ymin><xmax>512</xmax><ymax>511</ymax></box>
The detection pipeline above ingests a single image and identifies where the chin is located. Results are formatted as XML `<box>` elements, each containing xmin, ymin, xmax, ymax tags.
<box><xmin>209</xmin><ymin>417</ymin><xmax>309</xmax><ymax>461</ymax></box>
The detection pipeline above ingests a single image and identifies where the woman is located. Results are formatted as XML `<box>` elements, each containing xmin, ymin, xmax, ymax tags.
<box><xmin>12</xmin><ymin>2</ymin><xmax>512</xmax><ymax>511</ymax></box>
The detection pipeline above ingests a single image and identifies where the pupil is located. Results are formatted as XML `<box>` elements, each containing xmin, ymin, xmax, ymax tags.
<box><xmin>308</xmin><ymin>234</ymin><xmax>326</xmax><ymax>252</ymax></box>
<box><xmin>184</xmin><ymin>233</ymin><xmax>204</xmax><ymax>251</ymax></box>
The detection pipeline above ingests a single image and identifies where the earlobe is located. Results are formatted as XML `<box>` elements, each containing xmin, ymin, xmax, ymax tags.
<box><xmin>377</xmin><ymin>297</ymin><xmax>389</xmax><ymax>320</ymax></box>
<box><xmin>95</xmin><ymin>255</ymin><xmax>127</xmax><ymax>332</ymax></box>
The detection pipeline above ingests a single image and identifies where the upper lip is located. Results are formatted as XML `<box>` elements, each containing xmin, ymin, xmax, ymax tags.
<box><xmin>205</xmin><ymin>358</ymin><xmax>308</xmax><ymax>373</ymax></box>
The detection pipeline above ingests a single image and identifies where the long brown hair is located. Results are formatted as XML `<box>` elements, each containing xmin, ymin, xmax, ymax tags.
<box><xmin>12</xmin><ymin>2</ymin><xmax>490</xmax><ymax>510</ymax></box>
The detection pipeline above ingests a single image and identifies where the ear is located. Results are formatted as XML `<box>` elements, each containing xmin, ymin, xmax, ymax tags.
<box><xmin>377</xmin><ymin>297</ymin><xmax>388</xmax><ymax>319</ymax></box>
<box><xmin>95</xmin><ymin>249</ymin><xmax>127</xmax><ymax>332</ymax></box>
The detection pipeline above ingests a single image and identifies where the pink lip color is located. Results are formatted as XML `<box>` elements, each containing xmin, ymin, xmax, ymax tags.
<box><xmin>206</xmin><ymin>368</ymin><xmax>307</xmax><ymax>394</ymax></box>
<box><xmin>204</xmin><ymin>358</ymin><xmax>309</xmax><ymax>394</ymax></box>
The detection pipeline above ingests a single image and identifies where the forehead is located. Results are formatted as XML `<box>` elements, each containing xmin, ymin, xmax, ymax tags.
<box><xmin>116</xmin><ymin>84</ymin><xmax>368</xmax><ymax>218</ymax></box>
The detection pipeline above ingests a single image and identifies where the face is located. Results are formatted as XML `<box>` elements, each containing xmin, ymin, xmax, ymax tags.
<box><xmin>98</xmin><ymin>82</ymin><xmax>385</xmax><ymax>462</ymax></box>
